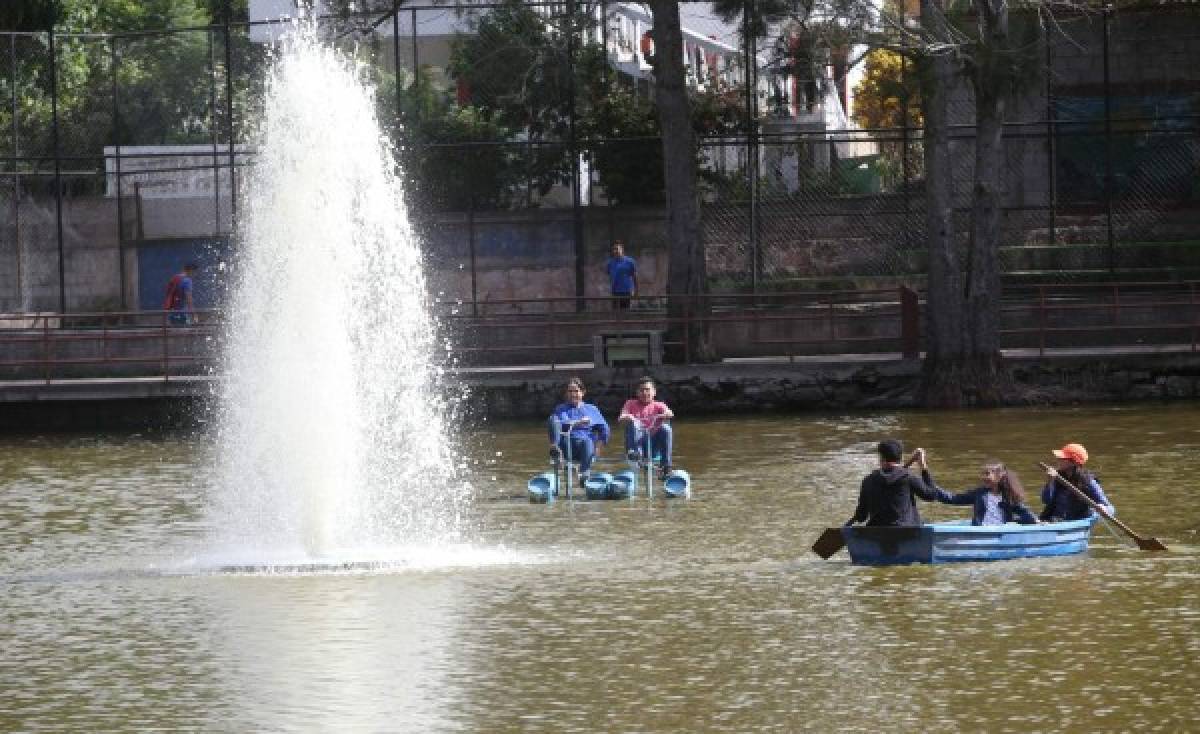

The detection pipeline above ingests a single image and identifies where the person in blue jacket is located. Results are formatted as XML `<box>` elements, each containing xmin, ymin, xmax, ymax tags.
<box><xmin>547</xmin><ymin>377</ymin><xmax>610</xmax><ymax>476</ymax></box>
<box><xmin>918</xmin><ymin>451</ymin><xmax>1039</xmax><ymax>525</ymax></box>
<box><xmin>1040</xmin><ymin>442</ymin><xmax>1114</xmax><ymax>521</ymax></box>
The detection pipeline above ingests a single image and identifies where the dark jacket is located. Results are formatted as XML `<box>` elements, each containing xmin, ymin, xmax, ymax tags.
<box><xmin>1040</xmin><ymin>471</ymin><xmax>1113</xmax><ymax>522</ymax></box>
<box><xmin>924</xmin><ymin>471</ymin><xmax>1039</xmax><ymax>525</ymax></box>
<box><xmin>847</xmin><ymin>465</ymin><xmax>940</xmax><ymax>527</ymax></box>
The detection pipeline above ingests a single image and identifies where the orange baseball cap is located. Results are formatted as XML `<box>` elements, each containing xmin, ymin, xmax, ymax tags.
<box><xmin>1052</xmin><ymin>443</ymin><xmax>1088</xmax><ymax>465</ymax></box>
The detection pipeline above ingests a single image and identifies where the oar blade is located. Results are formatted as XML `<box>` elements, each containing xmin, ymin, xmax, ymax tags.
<box><xmin>1136</xmin><ymin>536</ymin><xmax>1168</xmax><ymax>552</ymax></box>
<box><xmin>811</xmin><ymin>527</ymin><xmax>846</xmax><ymax>560</ymax></box>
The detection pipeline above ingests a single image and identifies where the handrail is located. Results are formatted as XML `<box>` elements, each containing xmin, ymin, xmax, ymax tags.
<box><xmin>0</xmin><ymin>309</ymin><xmax>219</xmax><ymax>384</ymax></box>
<box><xmin>0</xmin><ymin>282</ymin><xmax>1198</xmax><ymax>378</ymax></box>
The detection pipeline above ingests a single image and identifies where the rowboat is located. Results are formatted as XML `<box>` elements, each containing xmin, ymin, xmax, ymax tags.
<box><xmin>841</xmin><ymin>516</ymin><xmax>1098</xmax><ymax>565</ymax></box>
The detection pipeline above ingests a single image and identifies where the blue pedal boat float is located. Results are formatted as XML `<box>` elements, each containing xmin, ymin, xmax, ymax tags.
<box><xmin>842</xmin><ymin>516</ymin><xmax>1098</xmax><ymax>565</ymax></box>
<box><xmin>584</xmin><ymin>472</ymin><xmax>615</xmax><ymax>500</ymax></box>
<box><xmin>527</xmin><ymin>472</ymin><xmax>558</xmax><ymax>504</ymax></box>
<box><xmin>526</xmin><ymin>465</ymin><xmax>690</xmax><ymax>502</ymax></box>
<box><xmin>662</xmin><ymin>469</ymin><xmax>691</xmax><ymax>499</ymax></box>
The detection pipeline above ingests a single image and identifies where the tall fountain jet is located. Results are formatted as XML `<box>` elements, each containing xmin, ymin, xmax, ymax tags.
<box><xmin>211</xmin><ymin>26</ymin><xmax>468</xmax><ymax>564</ymax></box>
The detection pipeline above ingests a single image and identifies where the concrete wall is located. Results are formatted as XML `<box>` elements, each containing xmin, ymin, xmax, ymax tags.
<box><xmin>0</xmin><ymin>191</ymin><xmax>123</xmax><ymax>313</ymax></box>
<box><xmin>0</xmin><ymin>187</ymin><xmax>232</xmax><ymax>314</ymax></box>
<box><xmin>4</xmin><ymin>188</ymin><xmax>1199</xmax><ymax>320</ymax></box>
<box><xmin>423</xmin><ymin>207</ymin><xmax>670</xmax><ymax>304</ymax></box>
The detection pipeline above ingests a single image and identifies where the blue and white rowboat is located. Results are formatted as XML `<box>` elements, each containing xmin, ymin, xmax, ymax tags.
<box><xmin>842</xmin><ymin>516</ymin><xmax>1099</xmax><ymax>565</ymax></box>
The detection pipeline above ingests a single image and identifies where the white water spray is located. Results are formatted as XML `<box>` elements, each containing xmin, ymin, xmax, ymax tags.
<box><xmin>211</xmin><ymin>27</ymin><xmax>468</xmax><ymax>562</ymax></box>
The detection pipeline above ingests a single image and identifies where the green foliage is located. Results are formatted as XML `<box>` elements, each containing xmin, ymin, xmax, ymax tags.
<box><xmin>1</xmin><ymin>0</ymin><xmax>235</xmax><ymax>167</ymax></box>
<box><xmin>580</xmin><ymin>83</ymin><xmax>663</xmax><ymax>205</ymax></box>
<box><xmin>579</xmin><ymin>73</ymin><xmax>747</xmax><ymax>206</ymax></box>
<box><xmin>367</xmin><ymin>63</ymin><xmax>528</xmax><ymax>212</ymax></box>
<box><xmin>391</xmin><ymin>69</ymin><xmax>526</xmax><ymax>211</ymax></box>
<box><xmin>449</xmin><ymin>0</ymin><xmax>571</xmax><ymax>139</ymax></box>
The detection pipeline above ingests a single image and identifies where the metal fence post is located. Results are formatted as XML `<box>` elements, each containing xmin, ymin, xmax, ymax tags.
<box><xmin>224</xmin><ymin>19</ymin><xmax>237</xmax><ymax>225</ymax></box>
<box><xmin>42</xmin><ymin>315</ymin><xmax>50</xmax><ymax>383</ymax></box>
<box><xmin>1191</xmin><ymin>282</ymin><xmax>1196</xmax><ymax>352</ymax></box>
<box><xmin>393</xmin><ymin>1</ymin><xmax>402</xmax><ymax>122</ymax></box>
<box><xmin>468</xmin><ymin>201</ymin><xmax>478</xmax><ymax>317</ymax></box>
<box><xmin>743</xmin><ymin>1</ymin><xmax>759</xmax><ymax>293</ymax></box>
<box><xmin>900</xmin><ymin>286</ymin><xmax>920</xmax><ymax>359</ymax></box>
<box><xmin>1045</xmin><ymin>27</ymin><xmax>1057</xmax><ymax>246</ymax></box>
<box><xmin>567</xmin><ymin>0</ymin><xmax>586</xmax><ymax>312</ymax></box>
<box><xmin>10</xmin><ymin>34</ymin><xmax>22</xmax><ymax>309</ymax></box>
<box><xmin>111</xmin><ymin>37</ymin><xmax>128</xmax><ymax>309</ymax></box>
<box><xmin>208</xmin><ymin>29</ymin><xmax>222</xmax><ymax>234</ymax></box>
<box><xmin>162</xmin><ymin>310</ymin><xmax>170</xmax><ymax>379</ymax></box>
<box><xmin>1039</xmin><ymin>286</ymin><xmax>1047</xmax><ymax>356</ymax></box>
<box><xmin>48</xmin><ymin>28</ymin><xmax>67</xmax><ymax>314</ymax></box>
<box><xmin>1102</xmin><ymin>4</ymin><xmax>1115</xmax><ymax>272</ymax></box>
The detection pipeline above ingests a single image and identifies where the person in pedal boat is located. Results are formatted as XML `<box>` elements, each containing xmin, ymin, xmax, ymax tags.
<box><xmin>919</xmin><ymin>453</ymin><xmax>1039</xmax><ymax>525</ymax></box>
<box><xmin>547</xmin><ymin>377</ymin><xmax>610</xmax><ymax>477</ymax></box>
<box><xmin>845</xmin><ymin>439</ymin><xmax>941</xmax><ymax>527</ymax></box>
<box><xmin>1040</xmin><ymin>443</ymin><xmax>1114</xmax><ymax>521</ymax></box>
<box><xmin>616</xmin><ymin>376</ymin><xmax>675</xmax><ymax>479</ymax></box>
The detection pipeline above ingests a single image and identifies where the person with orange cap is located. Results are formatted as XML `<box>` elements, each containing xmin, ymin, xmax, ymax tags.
<box><xmin>1040</xmin><ymin>442</ymin><xmax>1114</xmax><ymax>522</ymax></box>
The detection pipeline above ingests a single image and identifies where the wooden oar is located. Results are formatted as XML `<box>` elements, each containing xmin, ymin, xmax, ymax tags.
<box><xmin>811</xmin><ymin>527</ymin><xmax>846</xmax><ymax>559</ymax></box>
<box><xmin>812</xmin><ymin>453</ymin><xmax>923</xmax><ymax>559</ymax></box>
<box><xmin>1038</xmin><ymin>462</ymin><xmax>1167</xmax><ymax>552</ymax></box>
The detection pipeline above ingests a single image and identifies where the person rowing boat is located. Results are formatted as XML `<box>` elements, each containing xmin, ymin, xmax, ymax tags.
<box><xmin>844</xmin><ymin>440</ymin><xmax>941</xmax><ymax>527</ymax></box>
<box><xmin>1040</xmin><ymin>442</ymin><xmax>1114</xmax><ymax>521</ymax></box>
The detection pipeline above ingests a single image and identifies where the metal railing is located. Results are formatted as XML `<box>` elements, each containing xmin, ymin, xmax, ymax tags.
<box><xmin>438</xmin><ymin>289</ymin><xmax>916</xmax><ymax>367</ymax></box>
<box><xmin>0</xmin><ymin>281</ymin><xmax>1196</xmax><ymax>382</ymax></box>
<box><xmin>0</xmin><ymin>309</ymin><xmax>219</xmax><ymax>382</ymax></box>
<box><xmin>1000</xmin><ymin>281</ymin><xmax>1200</xmax><ymax>356</ymax></box>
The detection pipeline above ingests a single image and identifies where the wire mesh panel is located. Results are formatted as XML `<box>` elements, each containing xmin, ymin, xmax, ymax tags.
<box><xmin>1105</xmin><ymin>9</ymin><xmax>1200</xmax><ymax>250</ymax></box>
<box><xmin>2</xmin><ymin>1</ymin><xmax>1200</xmax><ymax>320</ymax></box>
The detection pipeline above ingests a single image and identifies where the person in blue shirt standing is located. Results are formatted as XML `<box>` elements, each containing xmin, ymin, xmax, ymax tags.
<box><xmin>547</xmin><ymin>377</ymin><xmax>610</xmax><ymax>477</ymax></box>
<box><xmin>605</xmin><ymin>240</ymin><xmax>637</xmax><ymax>310</ymax></box>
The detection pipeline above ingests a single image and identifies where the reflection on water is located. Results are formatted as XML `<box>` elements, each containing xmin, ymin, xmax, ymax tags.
<box><xmin>1</xmin><ymin>403</ymin><xmax>1199</xmax><ymax>732</ymax></box>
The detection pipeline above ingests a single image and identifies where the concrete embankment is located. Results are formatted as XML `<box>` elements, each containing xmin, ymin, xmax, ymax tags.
<box><xmin>2</xmin><ymin>348</ymin><xmax>1199</xmax><ymax>431</ymax></box>
<box><xmin>462</xmin><ymin>348</ymin><xmax>1200</xmax><ymax>420</ymax></box>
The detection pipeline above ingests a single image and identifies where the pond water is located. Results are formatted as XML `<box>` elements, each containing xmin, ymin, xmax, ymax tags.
<box><xmin>1</xmin><ymin>403</ymin><xmax>1197</xmax><ymax>732</ymax></box>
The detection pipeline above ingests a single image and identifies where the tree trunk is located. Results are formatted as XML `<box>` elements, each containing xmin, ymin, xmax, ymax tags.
<box><xmin>917</xmin><ymin>0</ymin><xmax>966</xmax><ymax>406</ymax></box>
<box><xmin>964</xmin><ymin>0</ymin><xmax>1009</xmax><ymax>403</ymax></box>
<box><xmin>647</xmin><ymin>0</ymin><xmax>715</xmax><ymax>363</ymax></box>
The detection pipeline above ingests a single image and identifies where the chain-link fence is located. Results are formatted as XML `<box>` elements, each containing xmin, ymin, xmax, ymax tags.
<box><xmin>1</xmin><ymin>1</ymin><xmax>1198</xmax><ymax>314</ymax></box>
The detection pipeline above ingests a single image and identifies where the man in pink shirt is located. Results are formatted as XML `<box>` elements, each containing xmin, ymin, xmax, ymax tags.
<box><xmin>617</xmin><ymin>377</ymin><xmax>675</xmax><ymax>478</ymax></box>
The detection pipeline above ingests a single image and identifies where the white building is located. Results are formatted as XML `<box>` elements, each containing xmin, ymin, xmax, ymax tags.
<box><xmin>247</xmin><ymin>1</ymin><xmax>871</xmax><ymax>195</ymax></box>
